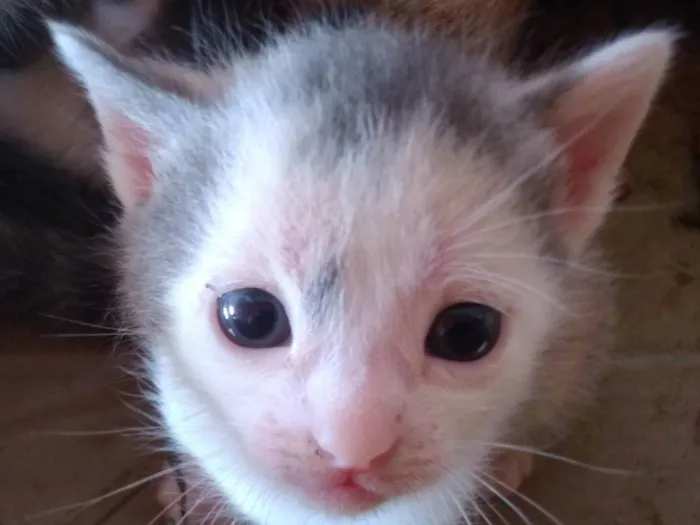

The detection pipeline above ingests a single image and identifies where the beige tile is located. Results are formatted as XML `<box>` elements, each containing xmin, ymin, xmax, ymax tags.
<box><xmin>0</xmin><ymin>322</ymin><xmax>163</xmax><ymax>525</ymax></box>
<box><xmin>509</xmin><ymin>365</ymin><xmax>700</xmax><ymax>525</ymax></box>
<box><xmin>600</xmin><ymin>105</ymin><xmax>700</xmax><ymax>361</ymax></box>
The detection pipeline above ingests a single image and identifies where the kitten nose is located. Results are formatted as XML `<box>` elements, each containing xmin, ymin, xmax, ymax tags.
<box><xmin>314</xmin><ymin>425</ymin><xmax>399</xmax><ymax>471</ymax></box>
<box><xmin>307</xmin><ymin>362</ymin><xmax>406</xmax><ymax>471</ymax></box>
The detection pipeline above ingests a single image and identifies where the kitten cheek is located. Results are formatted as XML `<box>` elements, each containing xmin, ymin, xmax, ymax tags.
<box><xmin>238</xmin><ymin>425</ymin><xmax>275</xmax><ymax>465</ymax></box>
<box><xmin>239</xmin><ymin>418</ymin><xmax>303</xmax><ymax>474</ymax></box>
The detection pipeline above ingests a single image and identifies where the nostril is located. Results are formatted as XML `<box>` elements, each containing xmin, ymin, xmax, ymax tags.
<box><xmin>314</xmin><ymin>446</ymin><xmax>332</xmax><ymax>459</ymax></box>
<box><xmin>368</xmin><ymin>445</ymin><xmax>396</xmax><ymax>470</ymax></box>
<box><xmin>314</xmin><ymin>440</ymin><xmax>398</xmax><ymax>471</ymax></box>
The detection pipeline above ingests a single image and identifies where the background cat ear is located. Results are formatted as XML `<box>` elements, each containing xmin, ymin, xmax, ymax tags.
<box><xmin>49</xmin><ymin>21</ymin><xmax>229</xmax><ymax>213</ymax></box>
<box><xmin>518</xmin><ymin>29</ymin><xmax>677</xmax><ymax>253</ymax></box>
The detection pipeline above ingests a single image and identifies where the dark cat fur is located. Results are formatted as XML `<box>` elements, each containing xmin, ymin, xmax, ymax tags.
<box><xmin>0</xmin><ymin>137</ymin><xmax>121</xmax><ymax>323</ymax></box>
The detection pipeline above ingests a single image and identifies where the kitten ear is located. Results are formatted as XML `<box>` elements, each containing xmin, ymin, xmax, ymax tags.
<box><xmin>519</xmin><ymin>29</ymin><xmax>676</xmax><ymax>253</ymax></box>
<box><xmin>49</xmin><ymin>22</ymin><xmax>229</xmax><ymax>213</ymax></box>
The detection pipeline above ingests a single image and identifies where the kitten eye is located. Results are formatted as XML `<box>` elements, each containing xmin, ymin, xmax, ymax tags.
<box><xmin>426</xmin><ymin>302</ymin><xmax>502</xmax><ymax>362</ymax></box>
<box><xmin>217</xmin><ymin>288</ymin><xmax>291</xmax><ymax>349</ymax></box>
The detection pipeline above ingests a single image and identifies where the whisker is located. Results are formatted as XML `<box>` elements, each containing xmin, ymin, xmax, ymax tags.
<box><xmin>457</xmin><ymin>267</ymin><xmax>570</xmax><ymax>313</ymax></box>
<box><xmin>449</xmin><ymin>489</ymin><xmax>475</xmax><ymax>525</ymax></box>
<box><xmin>40</xmin><ymin>333</ymin><xmax>125</xmax><ymax>339</ymax></box>
<box><xmin>453</xmin><ymin>201</ymin><xmax>676</xmax><ymax>248</ymax></box>
<box><xmin>481</xmin><ymin>492</ymin><xmax>511</xmax><ymax>525</ymax></box>
<box><xmin>478</xmin><ymin>469</ymin><xmax>564</xmax><ymax>525</ymax></box>
<box><xmin>27</xmin><ymin>426</ymin><xmax>162</xmax><ymax>438</ymax></box>
<box><xmin>472</xmin><ymin>499</ymin><xmax>496</xmax><ymax>525</ymax></box>
<box><xmin>212</xmin><ymin>502</ymin><xmax>231</xmax><ymax>525</ymax></box>
<box><xmin>450</xmin><ymin>266</ymin><xmax>525</xmax><ymax>299</ymax></box>
<box><xmin>121</xmin><ymin>399</ymin><xmax>163</xmax><ymax>427</ymax></box>
<box><xmin>27</xmin><ymin>460</ymin><xmax>196</xmax><ymax>519</ymax></box>
<box><xmin>176</xmin><ymin>485</ymin><xmax>213</xmax><ymax>525</ymax></box>
<box><xmin>458</xmin><ymin>92</ymin><xmax>643</xmax><ymax>237</ymax></box>
<box><xmin>36</xmin><ymin>312</ymin><xmax>129</xmax><ymax>333</ymax></box>
<box><xmin>201</xmin><ymin>498</ymin><xmax>226</xmax><ymax>525</ymax></box>
<box><xmin>436</xmin><ymin>491</ymin><xmax>464</xmax><ymax>525</ymax></box>
<box><xmin>610</xmin><ymin>353</ymin><xmax>700</xmax><ymax>368</ymax></box>
<box><xmin>468</xmin><ymin>253</ymin><xmax>656</xmax><ymax>279</ymax></box>
<box><xmin>442</xmin><ymin>471</ymin><xmax>500</xmax><ymax>525</ymax></box>
<box><xmin>479</xmin><ymin>443</ymin><xmax>635</xmax><ymax>476</ymax></box>
<box><xmin>470</xmin><ymin>472</ymin><xmax>533</xmax><ymax>525</ymax></box>
<box><xmin>402</xmin><ymin>473</ymin><xmax>435</xmax><ymax>525</ymax></box>
<box><xmin>146</xmin><ymin>478</ymin><xmax>202</xmax><ymax>525</ymax></box>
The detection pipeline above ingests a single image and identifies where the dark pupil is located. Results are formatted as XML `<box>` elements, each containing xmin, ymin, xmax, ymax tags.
<box><xmin>427</xmin><ymin>303</ymin><xmax>501</xmax><ymax>362</ymax></box>
<box><xmin>218</xmin><ymin>288</ymin><xmax>291</xmax><ymax>348</ymax></box>
<box><xmin>230</xmin><ymin>297</ymin><xmax>278</xmax><ymax>341</ymax></box>
<box><xmin>437</xmin><ymin>313</ymin><xmax>488</xmax><ymax>357</ymax></box>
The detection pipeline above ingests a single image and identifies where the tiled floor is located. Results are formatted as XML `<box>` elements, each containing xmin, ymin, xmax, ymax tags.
<box><xmin>2</xmin><ymin>17</ymin><xmax>700</xmax><ymax>525</ymax></box>
<box><xmin>0</xmin><ymin>324</ymin><xmax>162</xmax><ymax>524</ymax></box>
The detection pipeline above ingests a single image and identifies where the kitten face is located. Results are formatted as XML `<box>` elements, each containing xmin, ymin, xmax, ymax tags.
<box><xmin>132</xmin><ymin>28</ymin><xmax>563</xmax><ymax>523</ymax></box>
<box><xmin>51</xmin><ymin>17</ymin><xmax>674</xmax><ymax>525</ymax></box>
<box><xmin>156</xmin><ymin>107</ymin><xmax>559</xmax><ymax>522</ymax></box>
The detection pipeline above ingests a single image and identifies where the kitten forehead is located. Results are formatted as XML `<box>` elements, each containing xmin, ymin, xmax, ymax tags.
<box><xmin>221</xmin><ymin>21</ymin><xmax>558</xmax><ymax>260</ymax></box>
<box><xmin>240</xmin><ymin>21</ymin><xmax>530</xmax><ymax>167</ymax></box>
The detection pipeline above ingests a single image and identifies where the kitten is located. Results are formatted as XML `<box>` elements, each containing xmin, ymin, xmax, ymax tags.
<box><xmin>50</xmin><ymin>6</ymin><xmax>674</xmax><ymax>525</ymax></box>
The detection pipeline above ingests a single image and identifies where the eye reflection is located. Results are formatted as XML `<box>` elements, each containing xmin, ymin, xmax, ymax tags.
<box><xmin>426</xmin><ymin>302</ymin><xmax>502</xmax><ymax>362</ymax></box>
<box><xmin>216</xmin><ymin>288</ymin><xmax>291</xmax><ymax>349</ymax></box>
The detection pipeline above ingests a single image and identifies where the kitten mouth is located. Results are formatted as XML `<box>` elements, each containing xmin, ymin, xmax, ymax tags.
<box><xmin>309</xmin><ymin>480</ymin><xmax>384</xmax><ymax>513</ymax></box>
<box><xmin>300</xmin><ymin>472</ymin><xmax>386</xmax><ymax>513</ymax></box>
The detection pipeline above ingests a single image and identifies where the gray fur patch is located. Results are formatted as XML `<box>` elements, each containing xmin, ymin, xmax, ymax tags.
<box><xmin>235</xmin><ymin>19</ymin><xmax>561</xmax><ymax>242</ymax></box>
<box><xmin>262</xmin><ymin>22</ymin><xmax>525</xmax><ymax>166</ymax></box>
<box><xmin>304</xmin><ymin>258</ymin><xmax>342</xmax><ymax>323</ymax></box>
<box><xmin>120</xmin><ymin>114</ymin><xmax>223</xmax><ymax>335</ymax></box>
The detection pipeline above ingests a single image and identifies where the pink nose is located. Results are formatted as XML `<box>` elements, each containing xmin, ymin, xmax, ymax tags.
<box><xmin>307</xmin><ymin>369</ymin><xmax>405</xmax><ymax>472</ymax></box>
<box><xmin>315</xmin><ymin>436</ymin><xmax>399</xmax><ymax>471</ymax></box>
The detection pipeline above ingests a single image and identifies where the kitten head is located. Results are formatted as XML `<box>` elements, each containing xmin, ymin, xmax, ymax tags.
<box><xmin>52</xmin><ymin>18</ymin><xmax>674</xmax><ymax>525</ymax></box>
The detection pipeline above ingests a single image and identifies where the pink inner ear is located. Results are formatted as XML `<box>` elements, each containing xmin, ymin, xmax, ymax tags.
<box><xmin>558</xmin><ymin>116</ymin><xmax>604</xmax><ymax>209</ymax></box>
<box><xmin>107</xmin><ymin>110</ymin><xmax>154</xmax><ymax>204</ymax></box>
<box><xmin>550</xmin><ymin>97</ymin><xmax>628</xmax><ymax>222</ymax></box>
<box><xmin>543</xmin><ymin>106</ymin><xmax>619</xmax><ymax>245</ymax></box>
